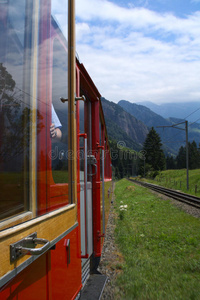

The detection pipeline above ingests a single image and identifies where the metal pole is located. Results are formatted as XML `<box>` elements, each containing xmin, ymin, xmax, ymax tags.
<box><xmin>186</xmin><ymin>120</ymin><xmax>189</xmax><ymax>190</ymax></box>
<box><xmin>157</xmin><ymin>121</ymin><xmax>189</xmax><ymax>191</ymax></box>
<box><xmin>68</xmin><ymin>0</ymin><xmax>76</xmax><ymax>203</ymax></box>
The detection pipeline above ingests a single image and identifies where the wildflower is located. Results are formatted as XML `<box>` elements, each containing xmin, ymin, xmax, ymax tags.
<box><xmin>119</xmin><ymin>205</ymin><xmax>128</xmax><ymax>211</ymax></box>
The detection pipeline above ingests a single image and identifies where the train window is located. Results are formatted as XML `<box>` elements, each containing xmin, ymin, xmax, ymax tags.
<box><xmin>51</xmin><ymin>38</ymin><xmax>68</xmax><ymax>184</ymax></box>
<box><xmin>85</xmin><ymin>100</ymin><xmax>92</xmax><ymax>182</ymax></box>
<box><xmin>99</xmin><ymin>121</ymin><xmax>104</xmax><ymax>181</ymax></box>
<box><xmin>85</xmin><ymin>100</ymin><xmax>92</xmax><ymax>154</ymax></box>
<box><xmin>79</xmin><ymin>100</ymin><xmax>85</xmax><ymax>134</ymax></box>
<box><xmin>79</xmin><ymin>100</ymin><xmax>85</xmax><ymax>182</ymax></box>
<box><xmin>99</xmin><ymin>120</ymin><xmax>102</xmax><ymax>146</ymax></box>
<box><xmin>0</xmin><ymin>0</ymin><xmax>29</xmax><ymax>222</ymax></box>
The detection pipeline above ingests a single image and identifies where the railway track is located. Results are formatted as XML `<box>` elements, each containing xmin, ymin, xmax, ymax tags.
<box><xmin>128</xmin><ymin>179</ymin><xmax>200</xmax><ymax>209</ymax></box>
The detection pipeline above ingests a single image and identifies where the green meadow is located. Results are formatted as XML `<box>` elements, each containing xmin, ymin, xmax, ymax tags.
<box><xmin>113</xmin><ymin>179</ymin><xmax>200</xmax><ymax>299</ymax></box>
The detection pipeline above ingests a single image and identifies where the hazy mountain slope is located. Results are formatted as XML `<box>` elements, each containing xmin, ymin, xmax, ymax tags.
<box><xmin>138</xmin><ymin>101</ymin><xmax>200</xmax><ymax>123</ymax></box>
<box><xmin>118</xmin><ymin>100</ymin><xmax>171</xmax><ymax>128</ymax></box>
<box><xmin>118</xmin><ymin>100</ymin><xmax>200</xmax><ymax>155</ymax></box>
<box><xmin>101</xmin><ymin>98</ymin><xmax>149</xmax><ymax>150</ymax></box>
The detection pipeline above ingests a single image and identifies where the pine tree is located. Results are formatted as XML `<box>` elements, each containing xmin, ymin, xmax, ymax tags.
<box><xmin>176</xmin><ymin>146</ymin><xmax>186</xmax><ymax>169</ymax></box>
<box><xmin>142</xmin><ymin>127</ymin><xmax>166</xmax><ymax>173</ymax></box>
<box><xmin>166</xmin><ymin>155</ymin><xmax>176</xmax><ymax>169</ymax></box>
<box><xmin>189</xmin><ymin>141</ymin><xmax>200</xmax><ymax>169</ymax></box>
<box><xmin>176</xmin><ymin>141</ymin><xmax>200</xmax><ymax>170</ymax></box>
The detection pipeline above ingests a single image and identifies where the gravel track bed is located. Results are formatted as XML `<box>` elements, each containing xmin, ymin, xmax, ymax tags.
<box><xmin>151</xmin><ymin>190</ymin><xmax>200</xmax><ymax>219</ymax></box>
<box><xmin>98</xmin><ymin>184</ymin><xmax>123</xmax><ymax>300</ymax></box>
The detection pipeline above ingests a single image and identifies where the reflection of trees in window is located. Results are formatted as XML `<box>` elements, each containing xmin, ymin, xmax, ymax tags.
<box><xmin>0</xmin><ymin>64</ymin><xmax>44</xmax><ymax>221</ymax></box>
<box><xmin>0</xmin><ymin>63</ymin><xmax>44</xmax><ymax>162</ymax></box>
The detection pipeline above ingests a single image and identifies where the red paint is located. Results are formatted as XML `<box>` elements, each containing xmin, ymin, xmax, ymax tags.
<box><xmin>51</xmin><ymin>229</ymin><xmax>82</xmax><ymax>299</ymax></box>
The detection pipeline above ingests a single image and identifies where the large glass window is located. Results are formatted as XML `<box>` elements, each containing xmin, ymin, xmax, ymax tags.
<box><xmin>0</xmin><ymin>0</ymin><xmax>70</xmax><ymax>224</ymax></box>
<box><xmin>0</xmin><ymin>0</ymin><xmax>29</xmax><ymax>221</ymax></box>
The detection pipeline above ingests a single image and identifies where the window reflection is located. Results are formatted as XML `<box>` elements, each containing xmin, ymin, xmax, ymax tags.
<box><xmin>0</xmin><ymin>0</ymin><xmax>29</xmax><ymax>220</ymax></box>
<box><xmin>0</xmin><ymin>0</ymin><xmax>70</xmax><ymax>222</ymax></box>
<box><xmin>51</xmin><ymin>38</ymin><xmax>68</xmax><ymax>184</ymax></box>
<box><xmin>51</xmin><ymin>0</ymin><xmax>68</xmax><ymax>40</ymax></box>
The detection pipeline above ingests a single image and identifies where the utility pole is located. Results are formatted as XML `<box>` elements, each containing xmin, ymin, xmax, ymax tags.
<box><xmin>185</xmin><ymin>120</ymin><xmax>189</xmax><ymax>190</ymax></box>
<box><xmin>157</xmin><ymin>121</ymin><xmax>189</xmax><ymax>190</ymax></box>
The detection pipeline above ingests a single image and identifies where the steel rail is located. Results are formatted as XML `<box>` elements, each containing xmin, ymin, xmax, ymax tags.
<box><xmin>128</xmin><ymin>179</ymin><xmax>200</xmax><ymax>209</ymax></box>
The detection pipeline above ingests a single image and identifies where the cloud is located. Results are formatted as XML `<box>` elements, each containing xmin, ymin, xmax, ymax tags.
<box><xmin>76</xmin><ymin>0</ymin><xmax>200</xmax><ymax>103</ymax></box>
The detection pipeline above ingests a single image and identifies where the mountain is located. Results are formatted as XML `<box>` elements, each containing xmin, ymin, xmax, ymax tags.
<box><xmin>118</xmin><ymin>100</ymin><xmax>200</xmax><ymax>155</ymax></box>
<box><xmin>118</xmin><ymin>100</ymin><xmax>171</xmax><ymax>128</ymax></box>
<box><xmin>101</xmin><ymin>98</ymin><xmax>149</xmax><ymax>151</ymax></box>
<box><xmin>138</xmin><ymin>101</ymin><xmax>200</xmax><ymax>123</ymax></box>
<box><xmin>101</xmin><ymin>98</ymin><xmax>200</xmax><ymax>156</ymax></box>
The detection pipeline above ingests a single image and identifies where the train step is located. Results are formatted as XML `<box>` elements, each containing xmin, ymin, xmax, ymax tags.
<box><xmin>80</xmin><ymin>273</ymin><xmax>107</xmax><ymax>300</ymax></box>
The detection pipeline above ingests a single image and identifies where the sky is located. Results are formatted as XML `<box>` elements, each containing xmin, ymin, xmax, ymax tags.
<box><xmin>76</xmin><ymin>0</ymin><xmax>200</xmax><ymax>104</ymax></box>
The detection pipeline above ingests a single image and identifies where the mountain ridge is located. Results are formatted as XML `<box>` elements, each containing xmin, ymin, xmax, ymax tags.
<box><xmin>118</xmin><ymin>100</ymin><xmax>200</xmax><ymax>155</ymax></box>
<box><xmin>137</xmin><ymin>101</ymin><xmax>200</xmax><ymax>123</ymax></box>
<box><xmin>101</xmin><ymin>98</ymin><xmax>149</xmax><ymax>151</ymax></box>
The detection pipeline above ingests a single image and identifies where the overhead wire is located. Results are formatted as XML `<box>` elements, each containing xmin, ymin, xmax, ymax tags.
<box><xmin>159</xmin><ymin>102</ymin><xmax>200</xmax><ymax>145</ymax></box>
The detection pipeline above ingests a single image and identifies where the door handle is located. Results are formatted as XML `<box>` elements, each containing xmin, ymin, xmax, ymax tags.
<box><xmin>10</xmin><ymin>232</ymin><xmax>50</xmax><ymax>262</ymax></box>
<box><xmin>60</xmin><ymin>95</ymin><xmax>86</xmax><ymax>103</ymax></box>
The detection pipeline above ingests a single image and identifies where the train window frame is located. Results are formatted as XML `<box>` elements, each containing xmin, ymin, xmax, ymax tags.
<box><xmin>0</xmin><ymin>0</ymin><xmax>76</xmax><ymax>228</ymax></box>
<box><xmin>0</xmin><ymin>0</ymin><xmax>38</xmax><ymax>229</ymax></box>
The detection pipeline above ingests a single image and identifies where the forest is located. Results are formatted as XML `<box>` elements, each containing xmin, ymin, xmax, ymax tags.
<box><xmin>110</xmin><ymin>127</ymin><xmax>200</xmax><ymax>179</ymax></box>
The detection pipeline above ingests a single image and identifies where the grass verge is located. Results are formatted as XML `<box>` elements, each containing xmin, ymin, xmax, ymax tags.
<box><xmin>114</xmin><ymin>179</ymin><xmax>200</xmax><ymax>300</ymax></box>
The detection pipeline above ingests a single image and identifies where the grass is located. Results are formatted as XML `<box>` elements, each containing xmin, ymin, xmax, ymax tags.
<box><xmin>52</xmin><ymin>170</ymin><xmax>69</xmax><ymax>183</ymax></box>
<box><xmin>133</xmin><ymin>169</ymin><xmax>200</xmax><ymax>197</ymax></box>
<box><xmin>114</xmin><ymin>179</ymin><xmax>200</xmax><ymax>300</ymax></box>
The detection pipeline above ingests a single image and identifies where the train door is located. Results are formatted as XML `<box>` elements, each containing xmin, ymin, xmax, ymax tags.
<box><xmin>0</xmin><ymin>1</ymin><xmax>81</xmax><ymax>299</ymax></box>
<box><xmin>79</xmin><ymin>97</ymin><xmax>94</xmax><ymax>283</ymax></box>
<box><xmin>99</xmin><ymin>120</ymin><xmax>105</xmax><ymax>239</ymax></box>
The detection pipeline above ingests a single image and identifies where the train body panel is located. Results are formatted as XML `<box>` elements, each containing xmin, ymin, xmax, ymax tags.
<box><xmin>1</xmin><ymin>227</ymin><xmax>82</xmax><ymax>300</ymax></box>
<box><xmin>0</xmin><ymin>0</ymin><xmax>112</xmax><ymax>298</ymax></box>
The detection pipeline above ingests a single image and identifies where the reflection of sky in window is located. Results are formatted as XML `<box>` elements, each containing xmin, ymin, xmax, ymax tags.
<box><xmin>9</xmin><ymin>0</ymin><xmax>25</xmax><ymax>46</ymax></box>
<box><xmin>51</xmin><ymin>0</ymin><xmax>68</xmax><ymax>40</ymax></box>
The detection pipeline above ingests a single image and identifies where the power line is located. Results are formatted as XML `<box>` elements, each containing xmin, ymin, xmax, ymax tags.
<box><xmin>184</xmin><ymin>106</ymin><xmax>200</xmax><ymax>120</ymax></box>
<box><xmin>189</xmin><ymin>117</ymin><xmax>200</xmax><ymax>126</ymax></box>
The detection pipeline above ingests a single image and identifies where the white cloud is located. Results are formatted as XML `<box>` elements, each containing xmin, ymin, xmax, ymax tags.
<box><xmin>76</xmin><ymin>0</ymin><xmax>200</xmax><ymax>104</ymax></box>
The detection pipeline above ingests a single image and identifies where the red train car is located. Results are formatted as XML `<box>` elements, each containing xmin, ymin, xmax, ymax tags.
<box><xmin>0</xmin><ymin>1</ymin><xmax>112</xmax><ymax>299</ymax></box>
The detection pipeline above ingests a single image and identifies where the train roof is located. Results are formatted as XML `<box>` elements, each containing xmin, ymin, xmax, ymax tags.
<box><xmin>76</xmin><ymin>58</ymin><xmax>109</xmax><ymax>146</ymax></box>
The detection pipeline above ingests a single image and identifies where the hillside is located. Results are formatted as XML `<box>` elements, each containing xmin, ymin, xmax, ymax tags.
<box><xmin>118</xmin><ymin>100</ymin><xmax>171</xmax><ymax>128</ymax></box>
<box><xmin>101</xmin><ymin>98</ymin><xmax>148</xmax><ymax>151</ymax></box>
<box><xmin>118</xmin><ymin>100</ymin><xmax>200</xmax><ymax>155</ymax></box>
